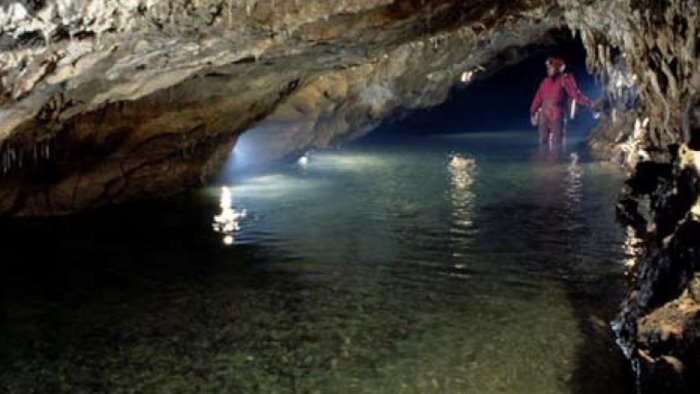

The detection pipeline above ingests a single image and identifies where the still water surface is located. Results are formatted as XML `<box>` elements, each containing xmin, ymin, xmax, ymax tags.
<box><xmin>0</xmin><ymin>131</ymin><xmax>634</xmax><ymax>393</ymax></box>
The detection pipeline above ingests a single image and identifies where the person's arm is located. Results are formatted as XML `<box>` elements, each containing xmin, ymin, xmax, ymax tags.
<box><xmin>530</xmin><ymin>80</ymin><xmax>544</xmax><ymax>116</ymax></box>
<box><xmin>562</xmin><ymin>73</ymin><xmax>592</xmax><ymax>108</ymax></box>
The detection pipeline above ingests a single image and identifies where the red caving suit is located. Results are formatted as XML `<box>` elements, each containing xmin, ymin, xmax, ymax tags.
<box><xmin>530</xmin><ymin>73</ymin><xmax>592</xmax><ymax>145</ymax></box>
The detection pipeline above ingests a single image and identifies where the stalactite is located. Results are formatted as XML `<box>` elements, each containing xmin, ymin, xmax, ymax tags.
<box><xmin>0</xmin><ymin>138</ymin><xmax>57</xmax><ymax>178</ymax></box>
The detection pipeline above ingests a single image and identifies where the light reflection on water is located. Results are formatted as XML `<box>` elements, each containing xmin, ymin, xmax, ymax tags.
<box><xmin>212</xmin><ymin>187</ymin><xmax>247</xmax><ymax>245</ymax></box>
<box><xmin>447</xmin><ymin>153</ymin><xmax>477</xmax><ymax>277</ymax></box>
<box><xmin>0</xmin><ymin>132</ymin><xmax>635</xmax><ymax>394</ymax></box>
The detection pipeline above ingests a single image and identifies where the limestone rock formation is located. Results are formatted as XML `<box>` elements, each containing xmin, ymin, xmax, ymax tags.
<box><xmin>570</xmin><ymin>2</ymin><xmax>700</xmax><ymax>392</ymax></box>
<box><xmin>615</xmin><ymin>144</ymin><xmax>700</xmax><ymax>393</ymax></box>
<box><xmin>0</xmin><ymin>0</ymin><xmax>694</xmax><ymax>215</ymax></box>
<box><xmin>0</xmin><ymin>1</ymin><xmax>699</xmax><ymax>391</ymax></box>
<box><xmin>0</xmin><ymin>0</ymin><xmax>562</xmax><ymax>215</ymax></box>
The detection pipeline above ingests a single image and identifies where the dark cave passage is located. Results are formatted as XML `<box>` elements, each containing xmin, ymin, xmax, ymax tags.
<box><xmin>232</xmin><ymin>28</ymin><xmax>603</xmax><ymax>170</ymax></box>
<box><xmin>372</xmin><ymin>29</ymin><xmax>601</xmax><ymax>136</ymax></box>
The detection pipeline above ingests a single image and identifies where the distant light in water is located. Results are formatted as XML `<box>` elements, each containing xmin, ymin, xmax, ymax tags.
<box><xmin>297</xmin><ymin>154</ymin><xmax>309</xmax><ymax>167</ymax></box>
<box><xmin>447</xmin><ymin>153</ymin><xmax>477</xmax><ymax>238</ymax></box>
<box><xmin>564</xmin><ymin>153</ymin><xmax>584</xmax><ymax>209</ymax></box>
<box><xmin>206</xmin><ymin>173</ymin><xmax>321</xmax><ymax>201</ymax></box>
<box><xmin>447</xmin><ymin>153</ymin><xmax>477</xmax><ymax>275</ymax></box>
<box><xmin>448</xmin><ymin>153</ymin><xmax>476</xmax><ymax>190</ymax></box>
<box><xmin>212</xmin><ymin>186</ymin><xmax>247</xmax><ymax>245</ymax></box>
<box><xmin>310</xmin><ymin>153</ymin><xmax>386</xmax><ymax>172</ymax></box>
<box><xmin>570</xmin><ymin>152</ymin><xmax>579</xmax><ymax>164</ymax></box>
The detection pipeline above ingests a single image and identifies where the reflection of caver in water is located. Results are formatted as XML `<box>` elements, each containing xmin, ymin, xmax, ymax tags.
<box><xmin>530</xmin><ymin>57</ymin><xmax>598</xmax><ymax>146</ymax></box>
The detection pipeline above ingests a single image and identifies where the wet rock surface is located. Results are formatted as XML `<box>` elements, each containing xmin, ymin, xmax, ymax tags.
<box><xmin>0</xmin><ymin>0</ymin><xmax>560</xmax><ymax>215</ymax></box>
<box><xmin>0</xmin><ymin>1</ymin><xmax>699</xmax><ymax>392</ymax></box>
<box><xmin>0</xmin><ymin>0</ymin><xmax>695</xmax><ymax>216</ymax></box>
<box><xmin>615</xmin><ymin>144</ymin><xmax>700</xmax><ymax>393</ymax></box>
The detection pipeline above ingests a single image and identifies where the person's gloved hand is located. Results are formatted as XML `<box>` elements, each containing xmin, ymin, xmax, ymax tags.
<box><xmin>530</xmin><ymin>111</ymin><xmax>539</xmax><ymax>127</ymax></box>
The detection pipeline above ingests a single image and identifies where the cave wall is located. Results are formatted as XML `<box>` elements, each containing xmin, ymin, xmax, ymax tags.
<box><xmin>2</xmin><ymin>1</ymin><xmax>695</xmax><ymax>216</ymax></box>
<box><xmin>559</xmin><ymin>1</ymin><xmax>700</xmax><ymax>392</ymax></box>
<box><xmin>0</xmin><ymin>0</ymin><xmax>560</xmax><ymax>215</ymax></box>
<box><xmin>0</xmin><ymin>2</ymin><xmax>699</xmax><ymax>391</ymax></box>
<box><xmin>566</xmin><ymin>0</ymin><xmax>698</xmax><ymax>164</ymax></box>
